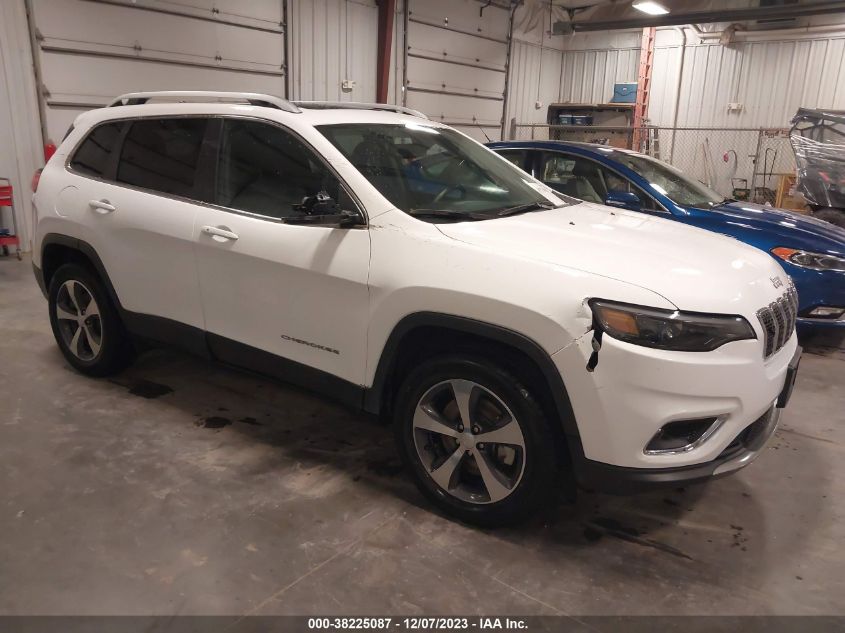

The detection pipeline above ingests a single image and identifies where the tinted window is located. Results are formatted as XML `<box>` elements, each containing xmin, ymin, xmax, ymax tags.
<box><xmin>70</xmin><ymin>122</ymin><xmax>124</xmax><ymax>178</ymax></box>
<box><xmin>117</xmin><ymin>118</ymin><xmax>208</xmax><ymax>198</ymax></box>
<box><xmin>217</xmin><ymin>119</ymin><xmax>347</xmax><ymax>220</ymax></box>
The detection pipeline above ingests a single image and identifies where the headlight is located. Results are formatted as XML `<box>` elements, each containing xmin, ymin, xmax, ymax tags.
<box><xmin>590</xmin><ymin>300</ymin><xmax>756</xmax><ymax>351</ymax></box>
<box><xmin>772</xmin><ymin>247</ymin><xmax>845</xmax><ymax>272</ymax></box>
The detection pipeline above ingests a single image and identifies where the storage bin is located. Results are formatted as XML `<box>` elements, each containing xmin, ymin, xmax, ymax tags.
<box><xmin>611</xmin><ymin>82</ymin><xmax>638</xmax><ymax>103</ymax></box>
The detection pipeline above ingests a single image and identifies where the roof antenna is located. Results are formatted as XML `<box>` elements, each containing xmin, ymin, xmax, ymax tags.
<box><xmin>480</xmin><ymin>126</ymin><xmax>492</xmax><ymax>143</ymax></box>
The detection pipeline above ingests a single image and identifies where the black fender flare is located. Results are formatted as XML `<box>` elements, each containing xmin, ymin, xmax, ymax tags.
<box><xmin>365</xmin><ymin>312</ymin><xmax>584</xmax><ymax>454</ymax></box>
<box><xmin>41</xmin><ymin>233</ymin><xmax>124</xmax><ymax>310</ymax></box>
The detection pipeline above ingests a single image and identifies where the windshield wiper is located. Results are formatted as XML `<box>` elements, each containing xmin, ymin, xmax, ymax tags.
<box><xmin>406</xmin><ymin>208</ymin><xmax>489</xmax><ymax>221</ymax></box>
<box><xmin>496</xmin><ymin>201</ymin><xmax>557</xmax><ymax>217</ymax></box>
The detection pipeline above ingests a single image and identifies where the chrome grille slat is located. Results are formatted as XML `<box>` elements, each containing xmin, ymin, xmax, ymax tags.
<box><xmin>757</xmin><ymin>281</ymin><xmax>798</xmax><ymax>359</ymax></box>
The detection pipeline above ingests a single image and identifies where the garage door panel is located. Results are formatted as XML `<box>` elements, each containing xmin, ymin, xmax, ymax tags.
<box><xmin>409</xmin><ymin>0</ymin><xmax>509</xmax><ymax>40</ymax></box>
<box><xmin>407</xmin><ymin>22</ymin><xmax>507</xmax><ymax>68</ymax></box>
<box><xmin>41</xmin><ymin>53</ymin><xmax>281</xmax><ymax>100</ymax></box>
<box><xmin>406</xmin><ymin>91</ymin><xmax>502</xmax><ymax>125</ymax></box>
<box><xmin>41</xmin><ymin>53</ymin><xmax>282</xmax><ymax>139</ymax></box>
<box><xmin>404</xmin><ymin>0</ymin><xmax>509</xmax><ymax>136</ymax></box>
<box><xmin>450</xmin><ymin>125</ymin><xmax>501</xmax><ymax>143</ymax></box>
<box><xmin>87</xmin><ymin>0</ymin><xmax>283</xmax><ymax>31</ymax></box>
<box><xmin>407</xmin><ymin>60</ymin><xmax>504</xmax><ymax>100</ymax></box>
<box><xmin>34</xmin><ymin>0</ymin><xmax>282</xmax><ymax>70</ymax></box>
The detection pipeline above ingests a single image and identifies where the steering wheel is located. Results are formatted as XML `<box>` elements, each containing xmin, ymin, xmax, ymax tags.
<box><xmin>432</xmin><ymin>183</ymin><xmax>466</xmax><ymax>205</ymax></box>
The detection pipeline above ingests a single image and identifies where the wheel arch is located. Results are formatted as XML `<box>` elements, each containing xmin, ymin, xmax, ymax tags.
<box><xmin>365</xmin><ymin>312</ymin><xmax>584</xmax><ymax>464</ymax></box>
<box><xmin>41</xmin><ymin>233</ymin><xmax>123</xmax><ymax>311</ymax></box>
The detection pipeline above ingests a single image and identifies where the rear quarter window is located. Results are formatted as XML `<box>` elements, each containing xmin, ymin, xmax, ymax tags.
<box><xmin>69</xmin><ymin>122</ymin><xmax>125</xmax><ymax>178</ymax></box>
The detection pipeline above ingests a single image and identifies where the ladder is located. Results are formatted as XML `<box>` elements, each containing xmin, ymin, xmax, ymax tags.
<box><xmin>632</xmin><ymin>27</ymin><xmax>656</xmax><ymax>153</ymax></box>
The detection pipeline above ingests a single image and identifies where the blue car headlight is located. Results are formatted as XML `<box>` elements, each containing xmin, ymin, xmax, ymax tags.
<box><xmin>772</xmin><ymin>247</ymin><xmax>845</xmax><ymax>272</ymax></box>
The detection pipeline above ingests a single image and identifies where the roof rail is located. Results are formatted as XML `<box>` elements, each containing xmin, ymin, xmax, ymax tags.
<box><xmin>293</xmin><ymin>101</ymin><xmax>428</xmax><ymax>119</ymax></box>
<box><xmin>108</xmin><ymin>91</ymin><xmax>301</xmax><ymax>114</ymax></box>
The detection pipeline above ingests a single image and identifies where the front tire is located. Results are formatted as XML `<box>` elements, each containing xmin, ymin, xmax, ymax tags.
<box><xmin>48</xmin><ymin>263</ymin><xmax>133</xmax><ymax>376</ymax></box>
<box><xmin>394</xmin><ymin>355</ymin><xmax>559</xmax><ymax>526</ymax></box>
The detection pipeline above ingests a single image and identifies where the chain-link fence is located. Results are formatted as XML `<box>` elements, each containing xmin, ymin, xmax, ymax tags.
<box><xmin>508</xmin><ymin>122</ymin><xmax>797</xmax><ymax>205</ymax></box>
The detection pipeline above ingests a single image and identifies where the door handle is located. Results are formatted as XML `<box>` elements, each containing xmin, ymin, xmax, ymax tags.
<box><xmin>88</xmin><ymin>199</ymin><xmax>115</xmax><ymax>214</ymax></box>
<box><xmin>201</xmin><ymin>225</ymin><xmax>239</xmax><ymax>241</ymax></box>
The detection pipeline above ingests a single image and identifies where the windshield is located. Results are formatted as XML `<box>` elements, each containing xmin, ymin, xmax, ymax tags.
<box><xmin>317</xmin><ymin>123</ymin><xmax>566</xmax><ymax>220</ymax></box>
<box><xmin>610</xmin><ymin>151</ymin><xmax>724</xmax><ymax>208</ymax></box>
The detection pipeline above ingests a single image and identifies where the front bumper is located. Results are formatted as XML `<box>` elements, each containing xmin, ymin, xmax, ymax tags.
<box><xmin>553</xmin><ymin>328</ymin><xmax>799</xmax><ymax>473</ymax></box>
<box><xmin>573</xmin><ymin>402</ymin><xmax>782</xmax><ymax>494</ymax></box>
<box><xmin>789</xmin><ymin>266</ymin><xmax>845</xmax><ymax>330</ymax></box>
<box><xmin>797</xmin><ymin>316</ymin><xmax>845</xmax><ymax>330</ymax></box>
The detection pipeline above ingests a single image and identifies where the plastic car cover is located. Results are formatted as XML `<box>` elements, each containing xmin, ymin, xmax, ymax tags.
<box><xmin>789</xmin><ymin>108</ymin><xmax>845</xmax><ymax>208</ymax></box>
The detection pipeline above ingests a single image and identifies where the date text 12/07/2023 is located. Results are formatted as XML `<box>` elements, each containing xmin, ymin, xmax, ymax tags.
<box><xmin>307</xmin><ymin>617</ymin><xmax>529</xmax><ymax>631</ymax></box>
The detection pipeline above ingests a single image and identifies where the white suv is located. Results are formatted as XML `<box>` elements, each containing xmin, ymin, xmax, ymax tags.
<box><xmin>32</xmin><ymin>91</ymin><xmax>801</xmax><ymax>525</ymax></box>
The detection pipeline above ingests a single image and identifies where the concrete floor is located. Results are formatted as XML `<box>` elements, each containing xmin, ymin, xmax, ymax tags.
<box><xmin>1</xmin><ymin>255</ymin><xmax>843</xmax><ymax>616</ymax></box>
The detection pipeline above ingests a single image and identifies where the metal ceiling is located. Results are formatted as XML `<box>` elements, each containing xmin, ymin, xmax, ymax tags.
<box><xmin>552</xmin><ymin>0</ymin><xmax>845</xmax><ymax>33</ymax></box>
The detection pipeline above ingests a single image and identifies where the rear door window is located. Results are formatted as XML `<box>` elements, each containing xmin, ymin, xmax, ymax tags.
<box><xmin>116</xmin><ymin>118</ymin><xmax>209</xmax><ymax>198</ymax></box>
<box><xmin>69</xmin><ymin>122</ymin><xmax>125</xmax><ymax>178</ymax></box>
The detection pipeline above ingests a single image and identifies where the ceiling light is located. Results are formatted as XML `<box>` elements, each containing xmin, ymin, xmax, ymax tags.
<box><xmin>632</xmin><ymin>1</ymin><xmax>669</xmax><ymax>15</ymax></box>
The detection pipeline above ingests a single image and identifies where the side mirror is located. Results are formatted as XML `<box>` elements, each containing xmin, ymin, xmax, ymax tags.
<box><xmin>295</xmin><ymin>191</ymin><xmax>340</xmax><ymax>215</ymax></box>
<box><xmin>604</xmin><ymin>190</ymin><xmax>642</xmax><ymax>211</ymax></box>
<box><xmin>289</xmin><ymin>192</ymin><xmax>364</xmax><ymax>227</ymax></box>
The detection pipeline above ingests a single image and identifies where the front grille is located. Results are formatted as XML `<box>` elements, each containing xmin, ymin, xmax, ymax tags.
<box><xmin>756</xmin><ymin>282</ymin><xmax>799</xmax><ymax>358</ymax></box>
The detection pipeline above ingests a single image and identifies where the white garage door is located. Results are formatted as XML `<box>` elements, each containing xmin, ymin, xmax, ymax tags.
<box><xmin>403</xmin><ymin>0</ymin><xmax>511</xmax><ymax>142</ymax></box>
<box><xmin>31</xmin><ymin>0</ymin><xmax>287</xmax><ymax>142</ymax></box>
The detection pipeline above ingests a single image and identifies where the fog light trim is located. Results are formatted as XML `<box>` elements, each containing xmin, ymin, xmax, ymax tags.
<box><xmin>644</xmin><ymin>416</ymin><xmax>726</xmax><ymax>455</ymax></box>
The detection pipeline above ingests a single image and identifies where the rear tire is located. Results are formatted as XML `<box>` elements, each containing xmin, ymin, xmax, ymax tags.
<box><xmin>394</xmin><ymin>355</ymin><xmax>559</xmax><ymax>526</ymax></box>
<box><xmin>48</xmin><ymin>263</ymin><xmax>133</xmax><ymax>376</ymax></box>
<box><xmin>813</xmin><ymin>207</ymin><xmax>845</xmax><ymax>228</ymax></box>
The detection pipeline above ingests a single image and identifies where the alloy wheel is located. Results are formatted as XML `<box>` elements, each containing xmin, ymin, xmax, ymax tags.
<box><xmin>55</xmin><ymin>279</ymin><xmax>103</xmax><ymax>362</ymax></box>
<box><xmin>412</xmin><ymin>379</ymin><xmax>526</xmax><ymax>505</ymax></box>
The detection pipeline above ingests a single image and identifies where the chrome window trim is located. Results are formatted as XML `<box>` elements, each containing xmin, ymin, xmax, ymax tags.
<box><xmin>64</xmin><ymin>113</ymin><xmax>369</xmax><ymax>228</ymax></box>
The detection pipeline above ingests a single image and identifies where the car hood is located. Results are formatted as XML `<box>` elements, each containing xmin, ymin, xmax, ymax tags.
<box><xmin>690</xmin><ymin>201</ymin><xmax>845</xmax><ymax>254</ymax></box>
<box><xmin>436</xmin><ymin>202</ymin><xmax>789</xmax><ymax>314</ymax></box>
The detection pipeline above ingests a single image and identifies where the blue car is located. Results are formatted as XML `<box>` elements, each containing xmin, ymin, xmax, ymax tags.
<box><xmin>488</xmin><ymin>141</ymin><xmax>845</xmax><ymax>331</ymax></box>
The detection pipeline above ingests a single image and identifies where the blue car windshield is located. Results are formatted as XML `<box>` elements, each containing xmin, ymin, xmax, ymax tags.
<box><xmin>317</xmin><ymin>123</ymin><xmax>566</xmax><ymax>220</ymax></box>
<box><xmin>610</xmin><ymin>151</ymin><xmax>725</xmax><ymax>208</ymax></box>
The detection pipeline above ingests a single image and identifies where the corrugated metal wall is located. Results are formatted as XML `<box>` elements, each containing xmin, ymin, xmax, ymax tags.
<box><xmin>288</xmin><ymin>0</ymin><xmax>378</xmax><ymax>102</ymax></box>
<box><xmin>557</xmin><ymin>28</ymin><xmax>845</xmax><ymax>129</ymax></box>
<box><xmin>658</xmin><ymin>35</ymin><xmax>845</xmax><ymax>128</ymax></box>
<box><xmin>504</xmin><ymin>3</ymin><xmax>566</xmax><ymax>126</ymax></box>
<box><xmin>557</xmin><ymin>31</ymin><xmax>640</xmax><ymax>106</ymax></box>
<box><xmin>507</xmin><ymin>42</ymin><xmax>563</xmax><ymax>125</ymax></box>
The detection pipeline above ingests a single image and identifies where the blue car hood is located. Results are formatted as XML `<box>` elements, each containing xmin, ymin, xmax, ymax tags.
<box><xmin>685</xmin><ymin>201</ymin><xmax>845</xmax><ymax>255</ymax></box>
